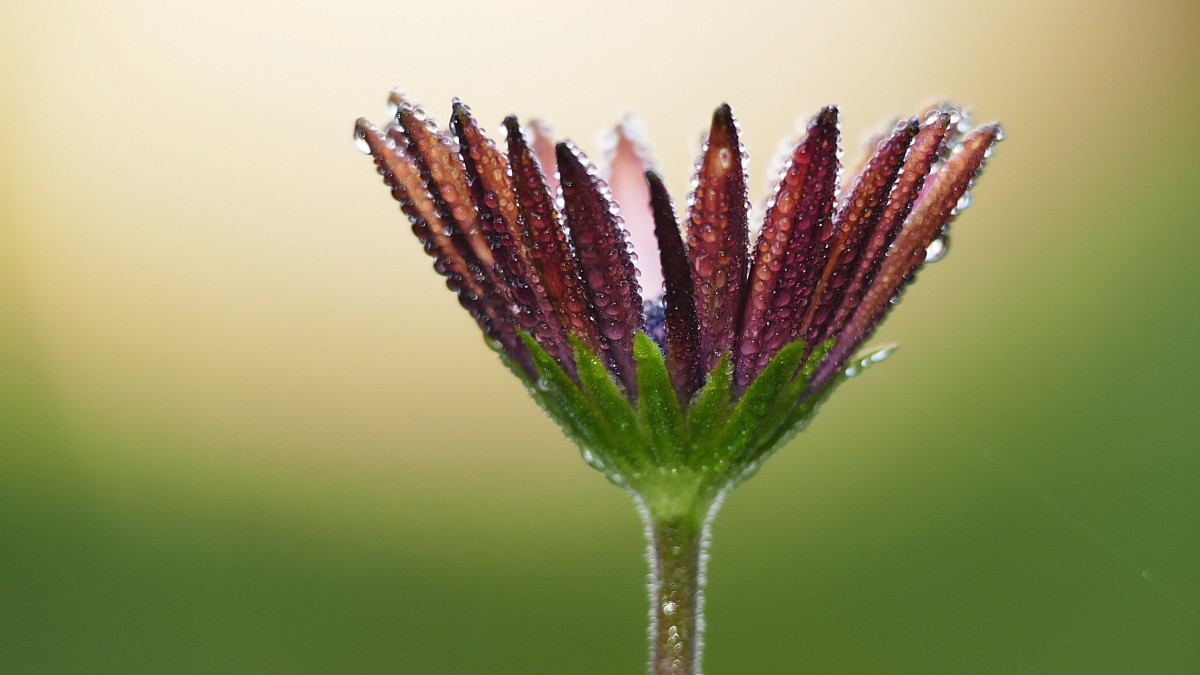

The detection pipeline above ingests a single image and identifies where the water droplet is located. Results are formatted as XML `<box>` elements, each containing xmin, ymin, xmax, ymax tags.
<box><xmin>582</xmin><ymin>449</ymin><xmax>598</xmax><ymax>467</ymax></box>
<box><xmin>662</xmin><ymin>601</ymin><xmax>678</xmax><ymax>616</ymax></box>
<box><xmin>353</xmin><ymin>126</ymin><xmax>371</xmax><ymax>154</ymax></box>
<box><xmin>924</xmin><ymin>235</ymin><xmax>949</xmax><ymax>263</ymax></box>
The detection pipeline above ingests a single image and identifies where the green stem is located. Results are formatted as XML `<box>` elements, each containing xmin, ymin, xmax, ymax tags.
<box><xmin>638</xmin><ymin>489</ymin><xmax>724</xmax><ymax>675</ymax></box>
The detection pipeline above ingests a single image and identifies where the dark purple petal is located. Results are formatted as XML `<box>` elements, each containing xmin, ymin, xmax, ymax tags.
<box><xmin>557</xmin><ymin>140</ymin><xmax>645</xmax><ymax>394</ymax></box>
<box><xmin>449</xmin><ymin>101</ymin><xmax>573</xmax><ymax>370</ymax></box>
<box><xmin>811</xmin><ymin>124</ymin><xmax>1002</xmax><ymax>391</ymax></box>
<box><xmin>647</xmin><ymin>170</ymin><xmax>701</xmax><ymax>403</ymax></box>
<box><xmin>735</xmin><ymin>106</ymin><xmax>839</xmax><ymax>391</ymax></box>
<box><xmin>504</xmin><ymin>116</ymin><xmax>604</xmax><ymax>356</ymax></box>
<box><xmin>800</xmin><ymin>118</ymin><xmax>920</xmax><ymax>348</ymax></box>
<box><xmin>687</xmin><ymin>104</ymin><xmax>750</xmax><ymax>375</ymax></box>
<box><xmin>355</xmin><ymin>118</ymin><xmax>529</xmax><ymax>372</ymax></box>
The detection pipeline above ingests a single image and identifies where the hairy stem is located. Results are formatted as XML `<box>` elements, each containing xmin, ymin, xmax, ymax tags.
<box><xmin>639</xmin><ymin>490</ymin><xmax>723</xmax><ymax>675</ymax></box>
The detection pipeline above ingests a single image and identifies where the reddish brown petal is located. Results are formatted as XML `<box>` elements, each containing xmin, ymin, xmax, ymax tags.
<box><xmin>557</xmin><ymin>140</ymin><xmax>644</xmax><ymax>394</ymax></box>
<box><xmin>687</xmin><ymin>104</ymin><xmax>751</xmax><ymax>375</ymax></box>
<box><xmin>449</xmin><ymin>101</ymin><xmax>573</xmax><ymax>370</ymax></box>
<box><xmin>735</xmin><ymin>106</ymin><xmax>839</xmax><ymax>390</ymax></box>
<box><xmin>896</xmin><ymin>124</ymin><xmax>1002</xmax><ymax>259</ymax></box>
<box><xmin>811</xmin><ymin>124</ymin><xmax>1002</xmax><ymax>391</ymax></box>
<box><xmin>355</xmin><ymin>118</ymin><xmax>528</xmax><ymax>371</ymax></box>
<box><xmin>504</xmin><ymin>116</ymin><xmax>603</xmax><ymax>355</ymax></box>
<box><xmin>605</xmin><ymin>117</ymin><xmax>662</xmax><ymax>298</ymax></box>
<box><xmin>394</xmin><ymin>104</ymin><xmax>495</xmax><ymax>271</ymax></box>
<box><xmin>800</xmin><ymin>118</ymin><xmax>919</xmax><ymax>348</ymax></box>
<box><xmin>822</xmin><ymin>112</ymin><xmax>953</xmax><ymax>343</ymax></box>
<box><xmin>647</xmin><ymin>170</ymin><xmax>701</xmax><ymax>403</ymax></box>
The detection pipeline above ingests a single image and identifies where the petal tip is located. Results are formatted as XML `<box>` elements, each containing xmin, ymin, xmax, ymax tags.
<box><xmin>814</xmin><ymin>105</ymin><xmax>840</xmax><ymax>128</ymax></box>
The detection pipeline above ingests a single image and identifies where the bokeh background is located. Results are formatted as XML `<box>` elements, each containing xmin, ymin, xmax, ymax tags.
<box><xmin>2</xmin><ymin>0</ymin><xmax>1198</xmax><ymax>672</ymax></box>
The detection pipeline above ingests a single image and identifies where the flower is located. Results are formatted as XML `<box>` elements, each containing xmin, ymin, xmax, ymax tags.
<box><xmin>355</xmin><ymin>91</ymin><xmax>1001</xmax><ymax>675</ymax></box>
<box><xmin>355</xmin><ymin>93</ymin><xmax>1000</xmax><ymax>498</ymax></box>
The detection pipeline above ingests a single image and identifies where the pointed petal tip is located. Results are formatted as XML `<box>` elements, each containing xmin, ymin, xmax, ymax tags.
<box><xmin>555</xmin><ymin>140</ymin><xmax>577</xmax><ymax>161</ymax></box>
<box><xmin>644</xmin><ymin>169</ymin><xmax>664</xmax><ymax>187</ymax></box>
<box><xmin>353</xmin><ymin>118</ymin><xmax>381</xmax><ymax>153</ymax></box>
<box><xmin>448</xmin><ymin>99</ymin><xmax>472</xmax><ymax>129</ymax></box>
<box><xmin>711</xmin><ymin>103</ymin><xmax>738</xmax><ymax>132</ymax></box>
<box><xmin>706</xmin><ymin>104</ymin><xmax>741</xmax><ymax>152</ymax></box>
<box><xmin>813</xmin><ymin>105</ymin><xmax>839</xmax><ymax>128</ymax></box>
<box><xmin>502</xmin><ymin>115</ymin><xmax>521</xmax><ymax>132</ymax></box>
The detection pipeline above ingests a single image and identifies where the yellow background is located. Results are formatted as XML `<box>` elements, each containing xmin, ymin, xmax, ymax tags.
<box><xmin>2</xmin><ymin>0</ymin><xmax>1198</xmax><ymax>672</ymax></box>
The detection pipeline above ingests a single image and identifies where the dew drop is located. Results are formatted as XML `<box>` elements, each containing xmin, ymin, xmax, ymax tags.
<box><xmin>924</xmin><ymin>235</ymin><xmax>949</xmax><ymax>263</ymax></box>
<box><xmin>662</xmin><ymin>601</ymin><xmax>678</xmax><ymax>616</ymax></box>
<box><xmin>353</xmin><ymin>126</ymin><xmax>371</xmax><ymax>155</ymax></box>
<box><xmin>582</xmin><ymin>449</ymin><xmax>599</xmax><ymax>467</ymax></box>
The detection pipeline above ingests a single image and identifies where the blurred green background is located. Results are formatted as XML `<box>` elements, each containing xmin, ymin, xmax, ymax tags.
<box><xmin>2</xmin><ymin>0</ymin><xmax>1198</xmax><ymax>672</ymax></box>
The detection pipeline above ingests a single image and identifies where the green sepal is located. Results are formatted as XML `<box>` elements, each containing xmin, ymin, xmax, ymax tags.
<box><xmin>502</xmin><ymin>329</ymin><xmax>898</xmax><ymax>495</ymax></box>
<box><xmin>752</xmin><ymin>342</ymin><xmax>899</xmax><ymax>472</ymax></box>
<box><xmin>712</xmin><ymin>340</ymin><xmax>808</xmax><ymax>464</ymax></box>
<box><xmin>633</xmin><ymin>332</ymin><xmax>684</xmax><ymax>464</ymax></box>
<box><xmin>571</xmin><ymin>337</ymin><xmax>652</xmax><ymax>465</ymax></box>
<box><xmin>739</xmin><ymin>338</ymin><xmax>836</xmax><ymax>466</ymax></box>
<box><xmin>517</xmin><ymin>332</ymin><xmax>626</xmax><ymax>474</ymax></box>
<box><xmin>684</xmin><ymin>354</ymin><xmax>732</xmax><ymax>460</ymax></box>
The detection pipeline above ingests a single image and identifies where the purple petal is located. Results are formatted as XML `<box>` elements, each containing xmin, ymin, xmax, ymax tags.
<box><xmin>801</xmin><ymin>118</ymin><xmax>920</xmax><ymax>348</ymax></box>
<box><xmin>822</xmin><ymin>113</ymin><xmax>953</xmax><ymax>343</ymax></box>
<box><xmin>449</xmin><ymin>101</ymin><xmax>574</xmax><ymax>370</ymax></box>
<box><xmin>735</xmin><ymin>106</ymin><xmax>839</xmax><ymax>391</ymax></box>
<box><xmin>811</xmin><ymin>123</ymin><xmax>1002</xmax><ymax>391</ymax></box>
<box><xmin>687</xmin><ymin>104</ymin><xmax>751</xmax><ymax>375</ymax></box>
<box><xmin>557</xmin><ymin>140</ymin><xmax>645</xmax><ymax>394</ymax></box>
<box><xmin>647</xmin><ymin>170</ymin><xmax>702</xmax><ymax>403</ymax></box>
<box><xmin>355</xmin><ymin>118</ymin><xmax>529</xmax><ymax>372</ymax></box>
<box><xmin>503</xmin><ymin>116</ymin><xmax>604</xmax><ymax>356</ymax></box>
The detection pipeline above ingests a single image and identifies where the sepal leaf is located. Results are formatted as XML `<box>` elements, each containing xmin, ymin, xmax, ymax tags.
<box><xmin>572</xmin><ymin>336</ymin><xmax>651</xmax><ymax>464</ymax></box>
<box><xmin>714</xmin><ymin>339</ymin><xmax>807</xmax><ymax>463</ymax></box>
<box><xmin>505</xmin><ymin>329</ymin><xmax>897</xmax><ymax>492</ymax></box>
<box><xmin>517</xmin><ymin>332</ymin><xmax>628</xmax><ymax>476</ymax></box>
<box><xmin>683</xmin><ymin>354</ymin><xmax>733</xmax><ymax>460</ymax></box>
<box><xmin>634</xmin><ymin>332</ymin><xmax>685</xmax><ymax>464</ymax></box>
